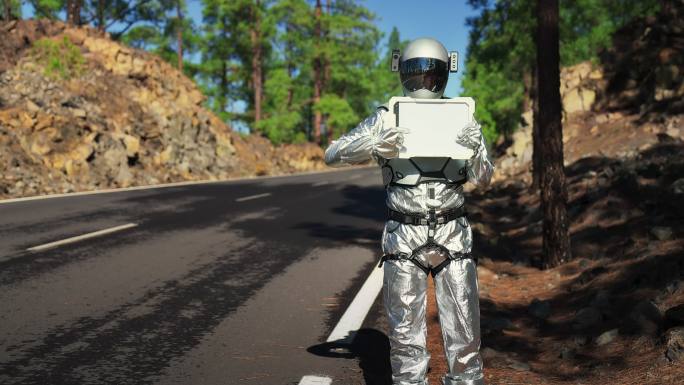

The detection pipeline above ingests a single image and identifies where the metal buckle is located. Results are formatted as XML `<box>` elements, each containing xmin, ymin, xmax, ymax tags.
<box><xmin>427</xmin><ymin>209</ymin><xmax>437</xmax><ymax>239</ymax></box>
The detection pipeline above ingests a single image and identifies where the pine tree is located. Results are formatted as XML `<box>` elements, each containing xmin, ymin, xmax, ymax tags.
<box><xmin>3</xmin><ymin>0</ymin><xmax>22</xmax><ymax>20</ymax></box>
<box><xmin>66</xmin><ymin>0</ymin><xmax>82</xmax><ymax>25</ymax></box>
<box><xmin>119</xmin><ymin>0</ymin><xmax>198</xmax><ymax>76</ymax></box>
<box><xmin>371</xmin><ymin>26</ymin><xmax>407</xmax><ymax>104</ymax></box>
<box><xmin>317</xmin><ymin>0</ymin><xmax>381</xmax><ymax>142</ymax></box>
<box><xmin>196</xmin><ymin>0</ymin><xmax>241</xmax><ymax>122</ymax></box>
<box><xmin>311</xmin><ymin>0</ymin><xmax>324</xmax><ymax>144</ymax></box>
<box><xmin>536</xmin><ymin>0</ymin><xmax>570</xmax><ymax>268</ymax></box>
<box><xmin>27</xmin><ymin>0</ymin><xmax>63</xmax><ymax>19</ymax></box>
<box><xmin>256</xmin><ymin>0</ymin><xmax>312</xmax><ymax>143</ymax></box>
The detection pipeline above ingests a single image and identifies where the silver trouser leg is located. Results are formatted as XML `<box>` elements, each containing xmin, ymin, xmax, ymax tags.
<box><xmin>383</xmin><ymin>259</ymin><xmax>430</xmax><ymax>385</ymax></box>
<box><xmin>433</xmin><ymin>258</ymin><xmax>484</xmax><ymax>385</ymax></box>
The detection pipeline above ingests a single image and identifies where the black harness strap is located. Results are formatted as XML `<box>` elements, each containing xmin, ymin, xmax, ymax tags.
<box><xmin>378</xmin><ymin>251</ymin><xmax>474</xmax><ymax>277</ymax></box>
<box><xmin>386</xmin><ymin>205</ymin><xmax>467</xmax><ymax>226</ymax></box>
<box><xmin>379</xmin><ymin>202</ymin><xmax>473</xmax><ymax>276</ymax></box>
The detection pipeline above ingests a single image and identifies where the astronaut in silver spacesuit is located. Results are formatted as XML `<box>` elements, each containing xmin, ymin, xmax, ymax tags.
<box><xmin>324</xmin><ymin>37</ymin><xmax>493</xmax><ymax>385</ymax></box>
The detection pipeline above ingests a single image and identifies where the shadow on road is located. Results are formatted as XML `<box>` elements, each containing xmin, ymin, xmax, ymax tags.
<box><xmin>307</xmin><ymin>328</ymin><xmax>392</xmax><ymax>385</ymax></box>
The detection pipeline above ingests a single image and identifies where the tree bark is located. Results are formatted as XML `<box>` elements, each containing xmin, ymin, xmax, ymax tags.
<box><xmin>285</xmin><ymin>23</ymin><xmax>294</xmax><ymax>108</ymax></box>
<box><xmin>312</xmin><ymin>0</ymin><xmax>323</xmax><ymax>144</ymax></box>
<box><xmin>176</xmin><ymin>0</ymin><xmax>183</xmax><ymax>71</ymax></box>
<box><xmin>97</xmin><ymin>0</ymin><xmax>105</xmax><ymax>32</ymax></box>
<box><xmin>251</xmin><ymin>0</ymin><xmax>263</xmax><ymax>124</ymax></box>
<box><xmin>220</xmin><ymin>59</ymin><xmax>228</xmax><ymax>113</ymax></box>
<box><xmin>536</xmin><ymin>0</ymin><xmax>571</xmax><ymax>268</ymax></box>
<box><xmin>3</xmin><ymin>0</ymin><xmax>12</xmax><ymax>21</ymax></box>
<box><xmin>67</xmin><ymin>0</ymin><xmax>82</xmax><ymax>25</ymax></box>
<box><xmin>531</xmin><ymin>64</ymin><xmax>541</xmax><ymax>189</ymax></box>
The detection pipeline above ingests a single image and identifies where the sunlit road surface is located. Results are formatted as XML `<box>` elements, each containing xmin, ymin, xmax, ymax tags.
<box><xmin>0</xmin><ymin>167</ymin><xmax>392</xmax><ymax>385</ymax></box>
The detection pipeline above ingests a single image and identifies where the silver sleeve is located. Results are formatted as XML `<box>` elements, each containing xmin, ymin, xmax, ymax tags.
<box><xmin>324</xmin><ymin>109</ymin><xmax>385</xmax><ymax>167</ymax></box>
<box><xmin>467</xmin><ymin>133</ymin><xmax>494</xmax><ymax>189</ymax></box>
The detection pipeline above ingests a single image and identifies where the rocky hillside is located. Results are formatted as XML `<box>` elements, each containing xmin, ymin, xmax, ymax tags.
<box><xmin>493</xmin><ymin>1</ymin><xmax>684</xmax><ymax>184</ymax></box>
<box><xmin>0</xmin><ymin>19</ymin><xmax>325</xmax><ymax>199</ymax></box>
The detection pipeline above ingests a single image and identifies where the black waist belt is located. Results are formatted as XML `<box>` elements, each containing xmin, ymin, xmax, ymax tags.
<box><xmin>387</xmin><ymin>205</ymin><xmax>467</xmax><ymax>226</ymax></box>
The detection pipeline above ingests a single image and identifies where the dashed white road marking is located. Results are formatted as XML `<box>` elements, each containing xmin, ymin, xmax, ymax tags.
<box><xmin>26</xmin><ymin>223</ymin><xmax>138</xmax><ymax>252</ymax></box>
<box><xmin>312</xmin><ymin>181</ymin><xmax>329</xmax><ymax>187</ymax></box>
<box><xmin>298</xmin><ymin>375</ymin><xmax>332</xmax><ymax>385</ymax></box>
<box><xmin>346</xmin><ymin>174</ymin><xmax>362</xmax><ymax>181</ymax></box>
<box><xmin>235</xmin><ymin>193</ymin><xmax>271</xmax><ymax>202</ymax></box>
<box><xmin>326</xmin><ymin>264</ymin><xmax>384</xmax><ymax>343</ymax></box>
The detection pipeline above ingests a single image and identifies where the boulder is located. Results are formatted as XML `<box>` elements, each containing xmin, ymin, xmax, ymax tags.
<box><xmin>664</xmin><ymin>327</ymin><xmax>684</xmax><ymax>362</ymax></box>
<box><xmin>650</xmin><ymin>227</ymin><xmax>673</xmax><ymax>241</ymax></box>
<box><xmin>595</xmin><ymin>328</ymin><xmax>619</xmax><ymax>345</ymax></box>
<box><xmin>563</xmin><ymin>87</ymin><xmax>596</xmax><ymax>113</ymax></box>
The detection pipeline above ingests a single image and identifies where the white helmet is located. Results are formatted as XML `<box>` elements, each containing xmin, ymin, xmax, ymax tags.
<box><xmin>399</xmin><ymin>37</ymin><xmax>450</xmax><ymax>99</ymax></box>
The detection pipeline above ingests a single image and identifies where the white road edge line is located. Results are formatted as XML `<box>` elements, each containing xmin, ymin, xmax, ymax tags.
<box><xmin>298</xmin><ymin>375</ymin><xmax>332</xmax><ymax>385</ymax></box>
<box><xmin>326</xmin><ymin>264</ymin><xmax>384</xmax><ymax>343</ymax></box>
<box><xmin>312</xmin><ymin>181</ymin><xmax>329</xmax><ymax>187</ymax></box>
<box><xmin>26</xmin><ymin>223</ymin><xmax>139</xmax><ymax>252</ymax></box>
<box><xmin>235</xmin><ymin>192</ymin><xmax>271</xmax><ymax>202</ymax></box>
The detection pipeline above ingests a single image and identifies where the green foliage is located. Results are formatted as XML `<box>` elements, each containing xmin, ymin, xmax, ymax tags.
<box><xmin>31</xmin><ymin>36</ymin><xmax>84</xmax><ymax>80</ymax></box>
<box><xmin>559</xmin><ymin>0</ymin><xmax>660</xmax><ymax>65</ymax></box>
<box><xmin>314</xmin><ymin>94</ymin><xmax>358</xmax><ymax>140</ymax></box>
<box><xmin>26</xmin><ymin>0</ymin><xmax>62</xmax><ymax>19</ymax></box>
<box><xmin>462</xmin><ymin>0</ymin><xmax>535</xmax><ymax>143</ymax></box>
<box><xmin>463</xmin><ymin>0</ymin><xmax>660</xmax><ymax>143</ymax></box>
<box><xmin>462</xmin><ymin>61</ymin><xmax>523</xmax><ymax>145</ymax></box>
<box><xmin>4</xmin><ymin>0</ymin><xmax>23</xmax><ymax>19</ymax></box>
<box><xmin>371</xmin><ymin>27</ymin><xmax>408</xmax><ymax>103</ymax></box>
<box><xmin>199</xmin><ymin>0</ymin><xmax>385</xmax><ymax>144</ymax></box>
<box><xmin>256</xmin><ymin>67</ymin><xmax>305</xmax><ymax>144</ymax></box>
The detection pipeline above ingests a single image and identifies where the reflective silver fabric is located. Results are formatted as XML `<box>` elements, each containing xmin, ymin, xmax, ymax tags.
<box><xmin>383</xmin><ymin>259</ymin><xmax>484</xmax><ymax>385</ymax></box>
<box><xmin>435</xmin><ymin>259</ymin><xmax>485</xmax><ymax>385</ymax></box>
<box><xmin>325</xmin><ymin>107</ymin><xmax>493</xmax><ymax>385</ymax></box>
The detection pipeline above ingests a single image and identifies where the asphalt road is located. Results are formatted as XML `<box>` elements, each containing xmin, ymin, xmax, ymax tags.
<box><xmin>0</xmin><ymin>167</ymin><xmax>393</xmax><ymax>385</ymax></box>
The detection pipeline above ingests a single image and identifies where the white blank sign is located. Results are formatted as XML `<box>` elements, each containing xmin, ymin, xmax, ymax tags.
<box><xmin>388</xmin><ymin>97</ymin><xmax>476</xmax><ymax>159</ymax></box>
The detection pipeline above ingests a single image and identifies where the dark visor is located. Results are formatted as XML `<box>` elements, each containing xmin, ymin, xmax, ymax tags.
<box><xmin>399</xmin><ymin>57</ymin><xmax>448</xmax><ymax>93</ymax></box>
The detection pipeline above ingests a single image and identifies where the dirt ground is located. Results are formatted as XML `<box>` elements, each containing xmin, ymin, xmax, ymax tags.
<box><xmin>425</xmin><ymin>139</ymin><xmax>684</xmax><ymax>384</ymax></box>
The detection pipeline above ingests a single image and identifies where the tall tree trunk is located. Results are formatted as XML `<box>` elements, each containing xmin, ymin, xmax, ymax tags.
<box><xmin>312</xmin><ymin>0</ymin><xmax>323</xmax><ymax>144</ymax></box>
<box><xmin>97</xmin><ymin>0</ymin><xmax>105</xmax><ymax>32</ymax></box>
<box><xmin>67</xmin><ymin>0</ymin><xmax>82</xmax><ymax>25</ymax></box>
<box><xmin>321</xmin><ymin>0</ymin><xmax>332</xmax><ymax>142</ymax></box>
<box><xmin>176</xmin><ymin>0</ymin><xmax>183</xmax><ymax>71</ymax></box>
<box><xmin>251</xmin><ymin>0</ymin><xmax>263</xmax><ymax>124</ymax></box>
<box><xmin>536</xmin><ymin>0</ymin><xmax>570</xmax><ymax>268</ymax></box>
<box><xmin>323</xmin><ymin>0</ymin><xmax>331</xmax><ymax>92</ymax></box>
<box><xmin>285</xmin><ymin>23</ymin><xmax>294</xmax><ymax>108</ymax></box>
<box><xmin>220</xmin><ymin>59</ymin><xmax>228</xmax><ymax>113</ymax></box>
<box><xmin>3</xmin><ymin>0</ymin><xmax>12</xmax><ymax>21</ymax></box>
<box><xmin>531</xmin><ymin>64</ymin><xmax>542</xmax><ymax>189</ymax></box>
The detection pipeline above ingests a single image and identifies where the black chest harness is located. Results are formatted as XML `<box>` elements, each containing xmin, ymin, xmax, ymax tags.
<box><xmin>378</xmin><ymin>182</ymin><xmax>475</xmax><ymax>277</ymax></box>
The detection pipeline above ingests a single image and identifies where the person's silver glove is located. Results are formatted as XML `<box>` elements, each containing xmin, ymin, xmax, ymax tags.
<box><xmin>372</xmin><ymin>125</ymin><xmax>409</xmax><ymax>159</ymax></box>
<box><xmin>455</xmin><ymin>120</ymin><xmax>482</xmax><ymax>153</ymax></box>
